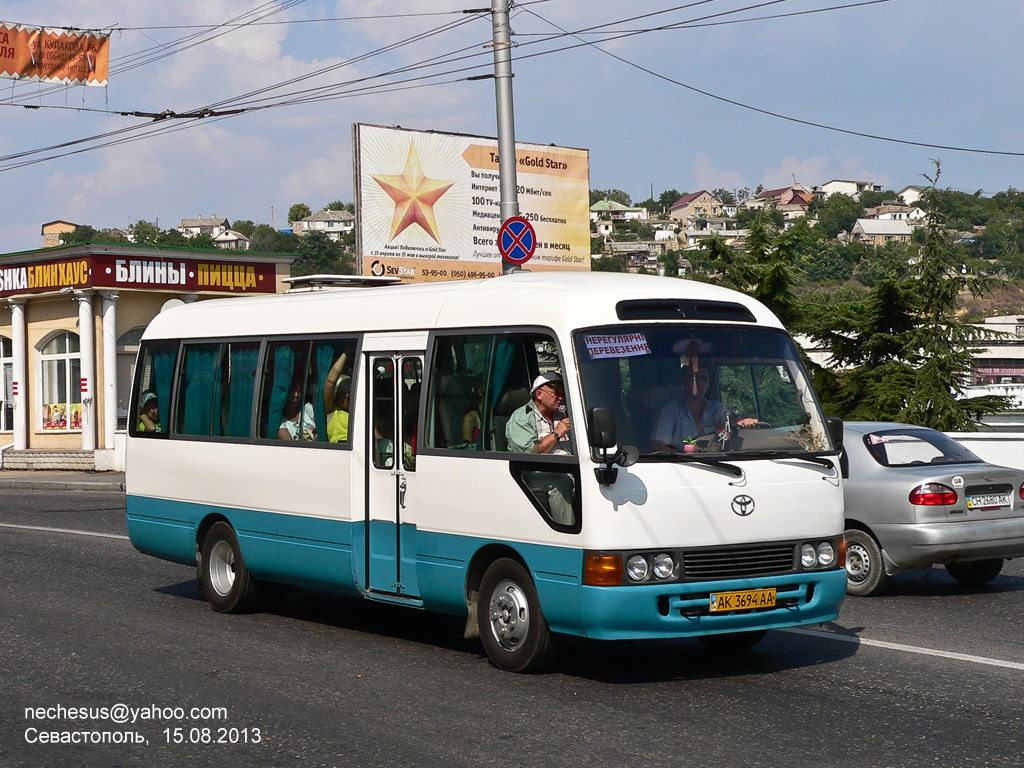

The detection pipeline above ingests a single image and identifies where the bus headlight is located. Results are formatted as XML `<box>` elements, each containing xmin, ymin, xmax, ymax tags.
<box><xmin>800</xmin><ymin>544</ymin><xmax>817</xmax><ymax>568</ymax></box>
<box><xmin>626</xmin><ymin>555</ymin><xmax>650</xmax><ymax>582</ymax></box>
<box><xmin>652</xmin><ymin>553</ymin><xmax>675</xmax><ymax>580</ymax></box>
<box><xmin>817</xmin><ymin>542</ymin><xmax>835</xmax><ymax>567</ymax></box>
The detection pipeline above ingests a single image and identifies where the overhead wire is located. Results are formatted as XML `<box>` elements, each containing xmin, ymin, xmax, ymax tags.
<box><xmin>3</xmin><ymin>0</ymin><xmax>1021</xmax><ymax>170</ymax></box>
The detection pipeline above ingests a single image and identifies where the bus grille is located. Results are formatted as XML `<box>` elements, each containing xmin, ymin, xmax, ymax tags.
<box><xmin>681</xmin><ymin>543</ymin><xmax>795</xmax><ymax>580</ymax></box>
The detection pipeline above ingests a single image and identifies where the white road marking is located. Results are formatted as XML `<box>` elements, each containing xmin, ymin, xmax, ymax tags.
<box><xmin>0</xmin><ymin>522</ymin><xmax>129</xmax><ymax>540</ymax></box>
<box><xmin>782</xmin><ymin>626</ymin><xmax>1024</xmax><ymax>671</ymax></box>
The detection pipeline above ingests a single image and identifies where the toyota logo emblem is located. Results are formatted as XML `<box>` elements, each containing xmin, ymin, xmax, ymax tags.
<box><xmin>732</xmin><ymin>495</ymin><xmax>755</xmax><ymax>516</ymax></box>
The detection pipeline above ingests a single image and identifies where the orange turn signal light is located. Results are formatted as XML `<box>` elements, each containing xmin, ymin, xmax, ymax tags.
<box><xmin>584</xmin><ymin>554</ymin><xmax>622</xmax><ymax>586</ymax></box>
<box><xmin>837</xmin><ymin>536</ymin><xmax>847</xmax><ymax>568</ymax></box>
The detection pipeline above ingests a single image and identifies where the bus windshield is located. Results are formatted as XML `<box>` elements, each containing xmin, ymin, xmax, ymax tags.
<box><xmin>574</xmin><ymin>325</ymin><xmax>833</xmax><ymax>460</ymax></box>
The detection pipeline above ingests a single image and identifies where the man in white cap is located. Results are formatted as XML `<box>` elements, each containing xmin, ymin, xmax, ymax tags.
<box><xmin>505</xmin><ymin>371</ymin><xmax>574</xmax><ymax>525</ymax></box>
<box><xmin>506</xmin><ymin>371</ymin><xmax>571</xmax><ymax>455</ymax></box>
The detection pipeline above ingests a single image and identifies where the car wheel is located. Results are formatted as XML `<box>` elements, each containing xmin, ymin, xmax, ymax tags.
<box><xmin>477</xmin><ymin>558</ymin><xmax>560</xmax><ymax>673</ymax></box>
<box><xmin>844</xmin><ymin>528</ymin><xmax>888</xmax><ymax>597</ymax></box>
<box><xmin>946</xmin><ymin>559</ymin><xmax>1003</xmax><ymax>587</ymax></box>
<box><xmin>200</xmin><ymin>522</ymin><xmax>262</xmax><ymax>613</ymax></box>
<box><xmin>698</xmin><ymin>630</ymin><xmax>767</xmax><ymax>651</ymax></box>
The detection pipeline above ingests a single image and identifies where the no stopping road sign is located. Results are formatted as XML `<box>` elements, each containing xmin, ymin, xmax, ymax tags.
<box><xmin>498</xmin><ymin>216</ymin><xmax>536</xmax><ymax>265</ymax></box>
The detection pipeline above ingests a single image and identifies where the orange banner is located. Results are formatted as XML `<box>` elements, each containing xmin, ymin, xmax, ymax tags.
<box><xmin>0</xmin><ymin>24</ymin><xmax>109</xmax><ymax>86</ymax></box>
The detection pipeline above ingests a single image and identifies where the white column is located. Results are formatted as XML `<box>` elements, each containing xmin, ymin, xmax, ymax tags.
<box><xmin>75</xmin><ymin>290</ymin><xmax>97</xmax><ymax>451</ymax></box>
<box><xmin>9</xmin><ymin>299</ymin><xmax>27</xmax><ymax>450</ymax></box>
<box><xmin>101</xmin><ymin>292</ymin><xmax>119</xmax><ymax>449</ymax></box>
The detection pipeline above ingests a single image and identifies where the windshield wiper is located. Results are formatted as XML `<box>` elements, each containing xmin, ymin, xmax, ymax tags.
<box><xmin>640</xmin><ymin>451</ymin><xmax>744</xmax><ymax>477</ymax></box>
<box><xmin>747</xmin><ymin>450</ymin><xmax>838</xmax><ymax>470</ymax></box>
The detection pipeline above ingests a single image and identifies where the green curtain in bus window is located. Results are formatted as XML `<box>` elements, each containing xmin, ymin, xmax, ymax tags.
<box><xmin>179</xmin><ymin>345</ymin><xmax>220</xmax><ymax>435</ymax></box>
<box><xmin>152</xmin><ymin>346</ymin><xmax>177</xmax><ymax>431</ymax></box>
<box><xmin>266</xmin><ymin>345</ymin><xmax>296</xmax><ymax>439</ymax></box>
<box><xmin>490</xmin><ymin>338</ymin><xmax>517</xmax><ymax>410</ymax></box>
<box><xmin>313</xmin><ymin>342</ymin><xmax>335</xmax><ymax>441</ymax></box>
<box><xmin>223</xmin><ymin>343</ymin><xmax>259</xmax><ymax>438</ymax></box>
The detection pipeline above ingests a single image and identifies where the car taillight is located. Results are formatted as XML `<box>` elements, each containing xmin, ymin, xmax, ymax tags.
<box><xmin>1019</xmin><ymin>482</ymin><xmax>1024</xmax><ymax>501</ymax></box>
<box><xmin>909</xmin><ymin>483</ymin><xmax>958</xmax><ymax>506</ymax></box>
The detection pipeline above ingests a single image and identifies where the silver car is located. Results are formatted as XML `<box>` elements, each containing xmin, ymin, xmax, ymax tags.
<box><xmin>842</xmin><ymin>421</ymin><xmax>1024</xmax><ymax>596</ymax></box>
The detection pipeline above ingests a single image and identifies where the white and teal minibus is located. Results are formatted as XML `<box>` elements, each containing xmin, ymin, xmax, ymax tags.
<box><xmin>126</xmin><ymin>271</ymin><xmax>846</xmax><ymax>672</ymax></box>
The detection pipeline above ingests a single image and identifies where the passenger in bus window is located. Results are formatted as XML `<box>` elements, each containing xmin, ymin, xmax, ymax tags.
<box><xmin>323</xmin><ymin>351</ymin><xmax>351</xmax><ymax>443</ymax></box>
<box><xmin>138</xmin><ymin>391</ymin><xmax>162</xmax><ymax>433</ymax></box>
<box><xmin>650</xmin><ymin>363</ymin><xmax>755</xmax><ymax>452</ymax></box>
<box><xmin>506</xmin><ymin>372</ymin><xmax>575</xmax><ymax>526</ymax></box>
<box><xmin>278</xmin><ymin>380</ymin><xmax>316</xmax><ymax>441</ymax></box>
<box><xmin>506</xmin><ymin>372</ymin><xmax>571</xmax><ymax>455</ymax></box>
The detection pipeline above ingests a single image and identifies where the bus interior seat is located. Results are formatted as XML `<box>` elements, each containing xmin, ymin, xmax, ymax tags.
<box><xmin>492</xmin><ymin>387</ymin><xmax>530</xmax><ymax>452</ymax></box>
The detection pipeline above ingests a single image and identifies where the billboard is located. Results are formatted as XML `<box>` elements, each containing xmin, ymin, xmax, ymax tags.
<box><xmin>0</xmin><ymin>24</ymin><xmax>109</xmax><ymax>86</ymax></box>
<box><xmin>354</xmin><ymin>124</ymin><xmax>590</xmax><ymax>282</ymax></box>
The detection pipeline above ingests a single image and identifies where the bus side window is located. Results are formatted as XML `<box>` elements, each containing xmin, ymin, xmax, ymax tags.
<box><xmin>130</xmin><ymin>340</ymin><xmax>178</xmax><ymax>438</ymax></box>
<box><xmin>312</xmin><ymin>338</ymin><xmax>357</xmax><ymax>445</ymax></box>
<box><xmin>259</xmin><ymin>341</ymin><xmax>315</xmax><ymax>441</ymax></box>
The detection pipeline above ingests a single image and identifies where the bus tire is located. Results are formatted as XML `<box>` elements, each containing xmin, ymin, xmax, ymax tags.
<box><xmin>478</xmin><ymin>558</ymin><xmax>559</xmax><ymax>673</ymax></box>
<box><xmin>946</xmin><ymin>559</ymin><xmax>1003</xmax><ymax>587</ymax></box>
<box><xmin>844</xmin><ymin>528</ymin><xmax>888</xmax><ymax>597</ymax></box>
<box><xmin>699</xmin><ymin>630</ymin><xmax>767</xmax><ymax>651</ymax></box>
<box><xmin>200</xmin><ymin>522</ymin><xmax>262</xmax><ymax>614</ymax></box>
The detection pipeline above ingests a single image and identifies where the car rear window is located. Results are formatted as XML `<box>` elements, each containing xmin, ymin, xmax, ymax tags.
<box><xmin>863</xmin><ymin>429</ymin><xmax>982</xmax><ymax>468</ymax></box>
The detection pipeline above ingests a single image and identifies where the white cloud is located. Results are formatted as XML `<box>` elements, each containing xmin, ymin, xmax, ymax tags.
<box><xmin>692</xmin><ymin>153</ymin><xmax>746</xmax><ymax>193</ymax></box>
<box><xmin>761</xmin><ymin>157</ymin><xmax>828</xmax><ymax>190</ymax></box>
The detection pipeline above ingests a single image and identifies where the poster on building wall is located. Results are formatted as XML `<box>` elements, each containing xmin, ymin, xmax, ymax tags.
<box><xmin>0</xmin><ymin>23</ymin><xmax>110</xmax><ymax>86</ymax></box>
<box><xmin>354</xmin><ymin>124</ymin><xmax>590</xmax><ymax>283</ymax></box>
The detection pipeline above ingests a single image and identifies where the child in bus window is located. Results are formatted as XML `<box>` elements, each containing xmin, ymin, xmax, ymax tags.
<box><xmin>139</xmin><ymin>391</ymin><xmax>162</xmax><ymax>433</ymax></box>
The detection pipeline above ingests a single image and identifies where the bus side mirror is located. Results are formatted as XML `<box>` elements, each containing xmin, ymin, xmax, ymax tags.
<box><xmin>588</xmin><ymin>406</ymin><xmax>617</xmax><ymax>449</ymax></box>
<box><xmin>826</xmin><ymin>417</ymin><xmax>843</xmax><ymax>449</ymax></box>
<box><xmin>588</xmin><ymin>407</ymin><xmax>638</xmax><ymax>485</ymax></box>
<box><xmin>826</xmin><ymin>417</ymin><xmax>848</xmax><ymax>478</ymax></box>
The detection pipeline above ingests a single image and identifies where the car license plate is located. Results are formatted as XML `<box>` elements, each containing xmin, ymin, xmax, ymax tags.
<box><xmin>709</xmin><ymin>588</ymin><xmax>776</xmax><ymax>613</ymax></box>
<box><xmin>966</xmin><ymin>493</ymin><xmax>1007</xmax><ymax>512</ymax></box>
<box><xmin>967</xmin><ymin>493</ymin><xmax>1010</xmax><ymax>509</ymax></box>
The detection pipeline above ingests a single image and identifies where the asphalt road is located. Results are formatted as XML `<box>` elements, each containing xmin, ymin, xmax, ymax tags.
<box><xmin>1</xmin><ymin>489</ymin><xmax>1022</xmax><ymax>768</ymax></box>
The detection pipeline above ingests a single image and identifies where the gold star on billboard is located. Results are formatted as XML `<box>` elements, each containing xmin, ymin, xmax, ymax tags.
<box><xmin>371</xmin><ymin>143</ymin><xmax>454</xmax><ymax>243</ymax></box>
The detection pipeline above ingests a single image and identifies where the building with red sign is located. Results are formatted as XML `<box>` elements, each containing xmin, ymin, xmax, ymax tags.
<box><xmin>0</xmin><ymin>242</ymin><xmax>295</xmax><ymax>470</ymax></box>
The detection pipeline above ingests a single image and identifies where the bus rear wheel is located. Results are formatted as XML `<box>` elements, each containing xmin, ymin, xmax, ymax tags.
<box><xmin>478</xmin><ymin>558</ymin><xmax>559</xmax><ymax>673</ymax></box>
<box><xmin>200</xmin><ymin>522</ymin><xmax>262</xmax><ymax>613</ymax></box>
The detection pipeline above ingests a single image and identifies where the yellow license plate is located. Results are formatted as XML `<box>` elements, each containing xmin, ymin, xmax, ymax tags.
<box><xmin>709</xmin><ymin>588</ymin><xmax>776</xmax><ymax>613</ymax></box>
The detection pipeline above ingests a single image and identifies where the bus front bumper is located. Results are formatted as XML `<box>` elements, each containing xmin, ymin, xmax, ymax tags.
<box><xmin>577</xmin><ymin>569</ymin><xmax>846</xmax><ymax>641</ymax></box>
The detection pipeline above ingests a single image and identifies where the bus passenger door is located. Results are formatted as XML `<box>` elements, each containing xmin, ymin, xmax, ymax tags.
<box><xmin>365</xmin><ymin>353</ymin><xmax>423</xmax><ymax>600</ymax></box>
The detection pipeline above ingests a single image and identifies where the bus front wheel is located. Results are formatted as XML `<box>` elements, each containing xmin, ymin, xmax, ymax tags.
<box><xmin>200</xmin><ymin>522</ymin><xmax>262</xmax><ymax>613</ymax></box>
<box><xmin>478</xmin><ymin>558</ymin><xmax>559</xmax><ymax>673</ymax></box>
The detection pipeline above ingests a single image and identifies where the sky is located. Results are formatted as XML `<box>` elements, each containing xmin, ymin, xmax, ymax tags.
<box><xmin>1</xmin><ymin>0</ymin><xmax>1022</xmax><ymax>253</ymax></box>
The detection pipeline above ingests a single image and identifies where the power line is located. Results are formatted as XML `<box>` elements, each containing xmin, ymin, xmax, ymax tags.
<box><xmin>516</xmin><ymin>1</ymin><xmax>1024</xmax><ymax>158</ymax></box>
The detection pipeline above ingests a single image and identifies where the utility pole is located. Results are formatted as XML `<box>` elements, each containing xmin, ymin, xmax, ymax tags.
<box><xmin>490</xmin><ymin>0</ymin><xmax>519</xmax><ymax>275</ymax></box>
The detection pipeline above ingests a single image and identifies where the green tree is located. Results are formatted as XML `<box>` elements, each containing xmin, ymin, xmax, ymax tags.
<box><xmin>805</xmin><ymin>164</ymin><xmax>1009</xmax><ymax>428</ymax></box>
<box><xmin>590</xmin><ymin>189</ymin><xmax>632</xmax><ymax>207</ymax></box>
<box><xmin>324</xmin><ymin>200</ymin><xmax>355</xmax><ymax>212</ymax></box>
<box><xmin>814</xmin><ymin>193</ymin><xmax>863</xmax><ymax>239</ymax></box>
<box><xmin>291</xmin><ymin>230</ymin><xmax>353</xmax><ymax>276</ymax></box>
<box><xmin>712</xmin><ymin>188</ymin><xmax>737</xmax><ymax>205</ymax></box>
<box><xmin>591</xmin><ymin>255</ymin><xmax>625</xmax><ymax>272</ymax></box>
<box><xmin>658</xmin><ymin>189</ymin><xmax>681</xmax><ymax>212</ymax></box>
<box><xmin>231</xmin><ymin>220</ymin><xmax>256</xmax><ymax>238</ymax></box>
<box><xmin>288</xmin><ymin>203</ymin><xmax>312</xmax><ymax>224</ymax></box>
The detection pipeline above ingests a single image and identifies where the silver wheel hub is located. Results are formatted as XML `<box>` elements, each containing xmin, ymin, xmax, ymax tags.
<box><xmin>846</xmin><ymin>542</ymin><xmax>871</xmax><ymax>583</ymax></box>
<box><xmin>487</xmin><ymin>579</ymin><xmax>530</xmax><ymax>651</ymax></box>
<box><xmin>208</xmin><ymin>539</ymin><xmax>237</xmax><ymax>596</ymax></box>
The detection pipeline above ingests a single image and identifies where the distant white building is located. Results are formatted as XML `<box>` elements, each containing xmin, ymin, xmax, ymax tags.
<box><xmin>814</xmin><ymin>180</ymin><xmax>883</xmax><ymax>199</ymax></box>
<box><xmin>849</xmin><ymin>218</ymin><xmax>913</xmax><ymax>246</ymax></box>
<box><xmin>213</xmin><ymin>229</ymin><xmax>251</xmax><ymax>251</ymax></box>
<box><xmin>898</xmin><ymin>185</ymin><xmax>927</xmax><ymax>206</ymax></box>
<box><xmin>178</xmin><ymin>216</ymin><xmax>229</xmax><ymax>238</ymax></box>
<box><xmin>292</xmin><ymin>209</ymin><xmax>356</xmax><ymax>241</ymax></box>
